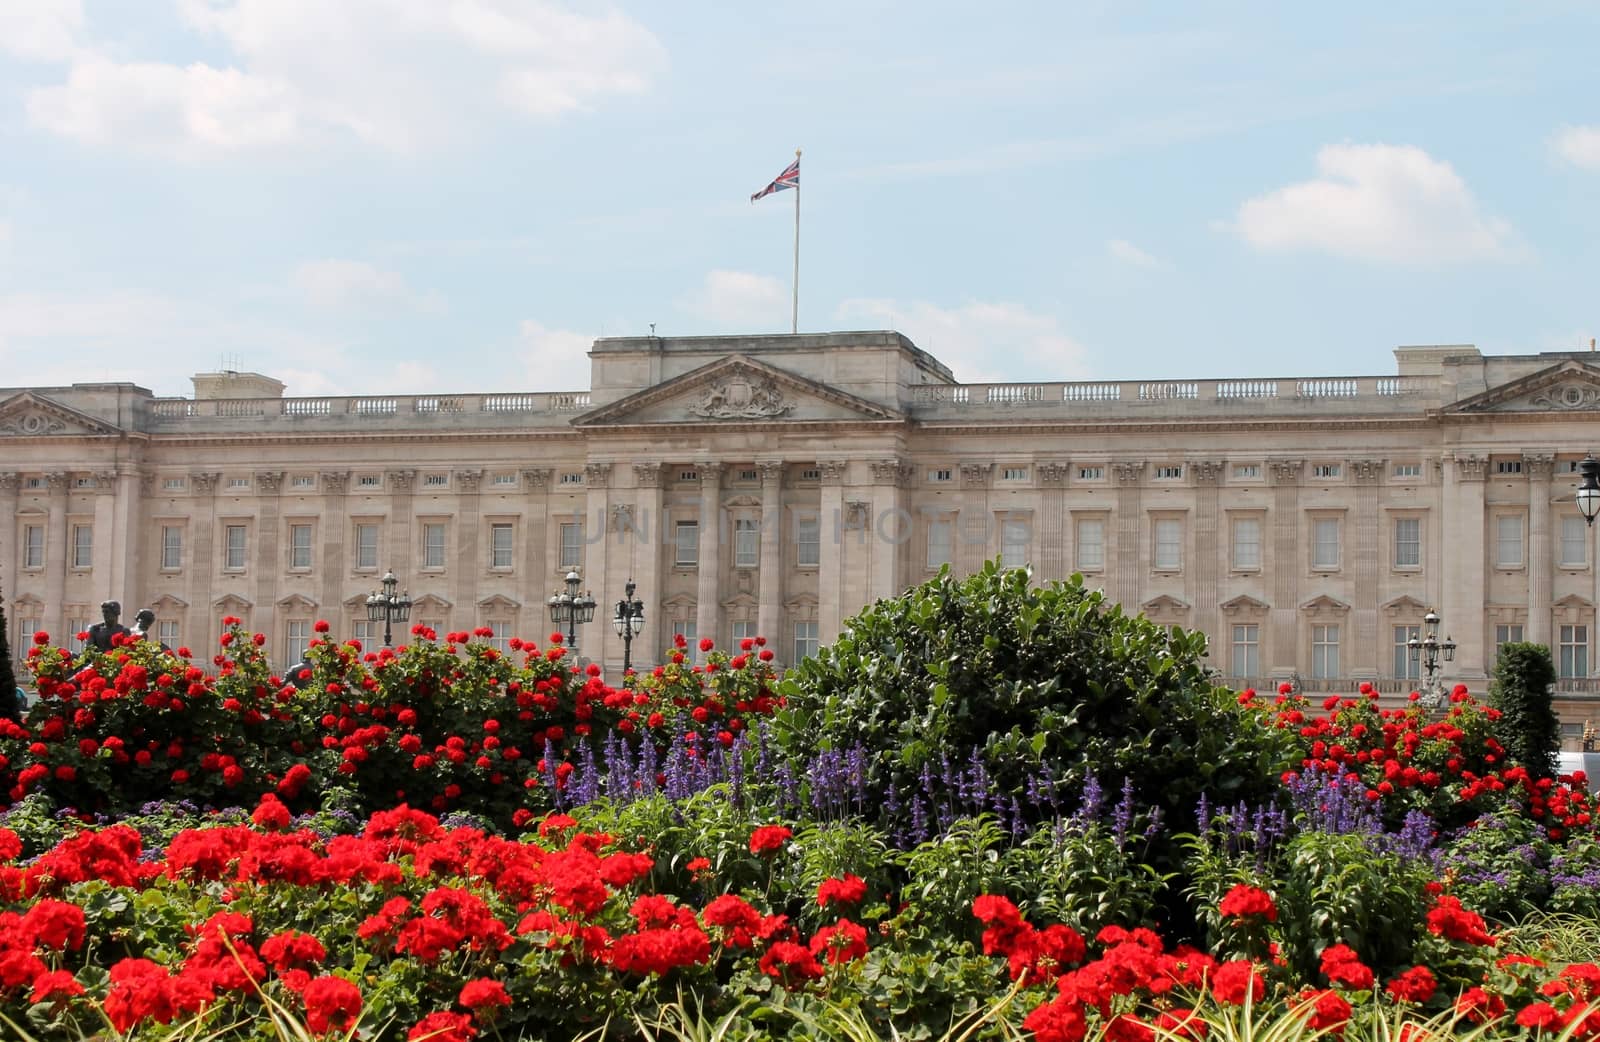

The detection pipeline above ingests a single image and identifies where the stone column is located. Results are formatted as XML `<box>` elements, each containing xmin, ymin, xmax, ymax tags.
<box><xmin>1267</xmin><ymin>459</ymin><xmax>1303</xmax><ymax>675</ymax></box>
<box><xmin>868</xmin><ymin>459</ymin><xmax>912</xmax><ymax>603</ymax></box>
<box><xmin>1350</xmin><ymin>460</ymin><xmax>1383</xmax><ymax>679</ymax></box>
<box><xmin>0</xmin><ymin>473</ymin><xmax>17</xmax><ymax>600</ymax></box>
<box><xmin>1111</xmin><ymin>462</ymin><xmax>1145</xmax><ymax>613</ymax></box>
<box><xmin>957</xmin><ymin>463</ymin><xmax>992</xmax><ymax>576</ymax></box>
<box><xmin>319</xmin><ymin>471</ymin><xmax>350</xmax><ymax>625</ymax></box>
<box><xmin>453</xmin><ymin>468</ymin><xmax>485</xmax><ymax>637</ymax></box>
<box><xmin>581</xmin><ymin>463</ymin><xmax>613</xmax><ymax>664</ymax></box>
<box><xmin>108</xmin><ymin>468</ymin><xmax>139</xmax><ymax>606</ymax></box>
<box><xmin>757</xmin><ymin>461</ymin><xmax>785</xmax><ymax>644</ymax></box>
<box><xmin>1525</xmin><ymin>454</ymin><xmax>1554</xmax><ymax>647</ymax></box>
<box><xmin>1191</xmin><ymin>461</ymin><xmax>1223</xmax><ymax>649</ymax></box>
<box><xmin>818</xmin><ymin>460</ymin><xmax>847</xmax><ymax>642</ymax></box>
<box><xmin>1442</xmin><ymin>454</ymin><xmax>1488</xmax><ymax>678</ymax></box>
<box><xmin>1037</xmin><ymin>462</ymin><xmax>1070</xmax><ymax>582</ymax></box>
<box><xmin>630</xmin><ymin>463</ymin><xmax>665</xmax><ymax>670</ymax></box>
<box><xmin>694</xmin><ymin>463</ymin><xmax>723</xmax><ymax>655</ymax></box>
<box><xmin>187</xmin><ymin>472</ymin><xmax>219</xmax><ymax>651</ymax></box>
<box><xmin>43</xmin><ymin>472</ymin><xmax>69</xmax><ymax>640</ymax></box>
<box><xmin>254</xmin><ymin>471</ymin><xmax>284</xmax><ymax>653</ymax></box>
<box><xmin>387</xmin><ymin>468</ymin><xmax>416</xmax><ymax>611</ymax></box>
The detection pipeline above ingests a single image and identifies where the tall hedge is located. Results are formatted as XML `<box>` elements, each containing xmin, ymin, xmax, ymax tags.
<box><xmin>778</xmin><ymin>562</ymin><xmax>1295</xmax><ymax>841</ymax></box>
<box><xmin>1488</xmin><ymin>642</ymin><xmax>1560</xmax><ymax>781</ymax></box>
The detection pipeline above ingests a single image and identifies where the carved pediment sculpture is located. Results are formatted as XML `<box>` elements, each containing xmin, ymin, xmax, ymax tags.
<box><xmin>688</xmin><ymin>372</ymin><xmax>793</xmax><ymax>420</ymax></box>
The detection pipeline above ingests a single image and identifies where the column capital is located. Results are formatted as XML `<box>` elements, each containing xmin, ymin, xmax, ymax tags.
<box><xmin>695</xmin><ymin>462</ymin><xmax>725</xmax><ymax>486</ymax></box>
<box><xmin>455</xmin><ymin>468</ymin><xmax>484</xmax><ymax>491</ymax></box>
<box><xmin>583</xmin><ymin>462</ymin><xmax>613</xmax><ymax>488</ymax></box>
<box><xmin>92</xmin><ymin>471</ymin><xmax>118</xmax><ymax>494</ymax></box>
<box><xmin>320</xmin><ymin>470</ymin><xmax>350</xmax><ymax>494</ymax></box>
<box><xmin>522</xmin><ymin>467</ymin><xmax>554</xmax><ymax>489</ymax></box>
<box><xmin>756</xmin><ymin>460</ymin><xmax>785</xmax><ymax>487</ymax></box>
<box><xmin>0</xmin><ymin>472</ymin><xmax>17</xmax><ymax>491</ymax></box>
<box><xmin>1267</xmin><ymin>459</ymin><xmax>1303</xmax><ymax>486</ymax></box>
<box><xmin>1111</xmin><ymin>461</ymin><xmax>1145</xmax><ymax>486</ymax></box>
<box><xmin>1037</xmin><ymin>461</ymin><xmax>1070</xmax><ymax>486</ymax></box>
<box><xmin>44</xmin><ymin>471</ymin><xmax>70</xmax><ymax>492</ymax></box>
<box><xmin>960</xmin><ymin>462</ymin><xmax>993</xmax><ymax>489</ymax></box>
<box><xmin>1522</xmin><ymin>453</ymin><xmax>1556</xmax><ymax>478</ymax></box>
<box><xmin>387</xmin><ymin>468</ymin><xmax>416</xmax><ymax>491</ymax></box>
<box><xmin>190</xmin><ymin>471</ymin><xmax>220</xmax><ymax>494</ymax></box>
<box><xmin>1349</xmin><ymin>459</ymin><xmax>1385</xmax><ymax>484</ymax></box>
<box><xmin>1189</xmin><ymin>460</ymin><xmax>1224</xmax><ymax>486</ymax></box>
<box><xmin>817</xmin><ymin>460</ymin><xmax>848</xmax><ymax>486</ymax></box>
<box><xmin>254</xmin><ymin>470</ymin><xmax>285</xmax><ymax>494</ymax></box>
<box><xmin>138</xmin><ymin>473</ymin><xmax>155</xmax><ymax>496</ymax></box>
<box><xmin>1449</xmin><ymin>454</ymin><xmax>1489</xmax><ymax>482</ymax></box>
<box><xmin>869</xmin><ymin>458</ymin><xmax>914</xmax><ymax>486</ymax></box>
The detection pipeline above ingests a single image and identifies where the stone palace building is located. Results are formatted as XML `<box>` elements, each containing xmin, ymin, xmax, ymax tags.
<box><xmin>3</xmin><ymin>331</ymin><xmax>1600</xmax><ymax>739</ymax></box>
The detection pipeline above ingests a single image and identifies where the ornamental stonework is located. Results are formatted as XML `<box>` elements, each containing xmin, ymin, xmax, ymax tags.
<box><xmin>1530</xmin><ymin>383</ymin><xmax>1600</xmax><ymax>410</ymax></box>
<box><xmin>688</xmin><ymin>373</ymin><xmax>792</xmax><ymax>419</ymax></box>
<box><xmin>0</xmin><ymin>411</ymin><xmax>66</xmax><ymax>436</ymax></box>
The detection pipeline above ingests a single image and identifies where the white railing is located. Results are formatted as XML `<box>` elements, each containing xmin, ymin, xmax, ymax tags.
<box><xmin>148</xmin><ymin>391</ymin><xmax>595</xmax><ymax>423</ymax></box>
<box><xmin>1217</xmin><ymin>380</ymin><xmax>1278</xmax><ymax>399</ymax></box>
<box><xmin>910</xmin><ymin>374</ymin><xmax>1437</xmax><ymax>410</ymax></box>
<box><xmin>1139</xmin><ymin>382</ymin><xmax>1199</xmax><ymax>400</ymax></box>
<box><xmin>1062</xmin><ymin>382</ymin><xmax>1121</xmax><ymax>401</ymax></box>
<box><xmin>283</xmin><ymin>399</ymin><xmax>332</xmax><ymax>416</ymax></box>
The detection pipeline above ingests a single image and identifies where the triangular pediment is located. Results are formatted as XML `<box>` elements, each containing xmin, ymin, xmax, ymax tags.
<box><xmin>476</xmin><ymin>594</ymin><xmax>522</xmax><ymax>612</ymax></box>
<box><xmin>277</xmin><ymin>594</ymin><xmax>318</xmax><ymax>613</ymax></box>
<box><xmin>214</xmin><ymin>594</ymin><xmax>253</xmax><ymax>612</ymax></box>
<box><xmin>412</xmin><ymin>594</ymin><xmax>453</xmax><ymax>614</ymax></box>
<box><xmin>572</xmin><ymin>355</ymin><xmax>905</xmax><ymax>428</ymax></box>
<box><xmin>150</xmin><ymin>594</ymin><xmax>190</xmax><ymax>611</ymax></box>
<box><xmin>1141</xmin><ymin>595</ymin><xmax>1191</xmax><ymax>616</ymax></box>
<box><xmin>1300</xmin><ymin>594</ymin><xmax>1350</xmax><ymax>615</ymax></box>
<box><xmin>1382</xmin><ymin>595</ymin><xmax>1429</xmax><ymax>617</ymax></box>
<box><xmin>0</xmin><ymin>392</ymin><xmax>122</xmax><ymax>437</ymax></box>
<box><xmin>1445</xmin><ymin>360</ymin><xmax>1600</xmax><ymax>415</ymax></box>
<box><xmin>1219</xmin><ymin>594</ymin><xmax>1270</xmax><ymax>616</ymax></box>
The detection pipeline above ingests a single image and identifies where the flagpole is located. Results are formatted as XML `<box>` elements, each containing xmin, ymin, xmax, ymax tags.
<box><xmin>792</xmin><ymin>147</ymin><xmax>801</xmax><ymax>335</ymax></box>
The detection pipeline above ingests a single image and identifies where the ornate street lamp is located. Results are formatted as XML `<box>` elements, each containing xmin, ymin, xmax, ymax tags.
<box><xmin>547</xmin><ymin>570</ymin><xmax>597</xmax><ymax>652</ymax></box>
<box><xmin>365</xmin><ymin>570</ymin><xmax>413</xmax><ymax>649</ymax></box>
<box><xmin>1577</xmin><ymin>454</ymin><xmax>1600</xmax><ymax>528</ymax></box>
<box><xmin>1406</xmin><ymin>608</ymin><xmax>1457</xmax><ymax>709</ymax></box>
<box><xmin>612</xmin><ymin>578</ymin><xmax>646</xmax><ymax>674</ymax></box>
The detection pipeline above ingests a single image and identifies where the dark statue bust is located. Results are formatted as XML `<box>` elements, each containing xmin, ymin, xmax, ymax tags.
<box><xmin>87</xmin><ymin>600</ymin><xmax>130</xmax><ymax>653</ymax></box>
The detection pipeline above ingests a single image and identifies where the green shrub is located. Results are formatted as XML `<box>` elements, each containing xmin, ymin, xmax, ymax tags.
<box><xmin>1488</xmin><ymin>642</ymin><xmax>1560</xmax><ymax>781</ymax></box>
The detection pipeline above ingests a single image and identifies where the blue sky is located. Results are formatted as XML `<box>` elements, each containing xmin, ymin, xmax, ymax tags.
<box><xmin>1</xmin><ymin>1</ymin><xmax>1597</xmax><ymax>399</ymax></box>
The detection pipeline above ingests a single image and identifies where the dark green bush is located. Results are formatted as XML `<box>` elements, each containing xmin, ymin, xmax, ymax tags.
<box><xmin>777</xmin><ymin>562</ymin><xmax>1296</xmax><ymax>847</ymax></box>
<box><xmin>1489</xmin><ymin>642</ymin><xmax>1560</xmax><ymax>781</ymax></box>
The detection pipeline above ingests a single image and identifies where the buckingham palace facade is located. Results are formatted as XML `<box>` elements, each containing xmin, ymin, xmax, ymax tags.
<box><xmin>4</xmin><ymin>331</ymin><xmax>1600</xmax><ymax>735</ymax></box>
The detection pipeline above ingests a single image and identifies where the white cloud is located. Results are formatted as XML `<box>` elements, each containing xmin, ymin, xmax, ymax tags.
<box><xmin>20</xmin><ymin>0</ymin><xmax>666</xmax><ymax>156</ymax></box>
<box><xmin>678</xmin><ymin>270</ymin><xmax>790</xmax><ymax>330</ymax></box>
<box><xmin>1552</xmin><ymin>125</ymin><xmax>1600</xmax><ymax>171</ymax></box>
<box><xmin>518</xmin><ymin>320</ymin><xmax>593</xmax><ymax>389</ymax></box>
<box><xmin>1233</xmin><ymin>143</ymin><xmax>1517</xmax><ymax>265</ymax></box>
<box><xmin>1107</xmin><ymin>238</ymin><xmax>1162</xmax><ymax>269</ymax></box>
<box><xmin>291</xmin><ymin>259</ymin><xmax>443</xmax><ymax>312</ymax></box>
<box><xmin>834</xmin><ymin>298</ymin><xmax>1092</xmax><ymax>384</ymax></box>
<box><xmin>0</xmin><ymin>0</ymin><xmax>84</xmax><ymax>62</ymax></box>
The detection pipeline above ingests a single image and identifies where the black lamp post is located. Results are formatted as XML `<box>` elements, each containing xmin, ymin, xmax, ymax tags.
<box><xmin>365</xmin><ymin>570</ymin><xmax>412</xmax><ymax>648</ymax></box>
<box><xmin>613</xmin><ymin>578</ymin><xmax>645</xmax><ymax>673</ymax></box>
<box><xmin>1406</xmin><ymin>608</ymin><xmax>1457</xmax><ymax>709</ymax></box>
<box><xmin>1577</xmin><ymin>454</ymin><xmax>1600</xmax><ymax>528</ymax></box>
<box><xmin>547</xmin><ymin>569</ymin><xmax>597</xmax><ymax>651</ymax></box>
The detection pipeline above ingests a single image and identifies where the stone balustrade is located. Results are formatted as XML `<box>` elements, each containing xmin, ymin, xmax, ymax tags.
<box><xmin>147</xmin><ymin>390</ymin><xmax>593</xmax><ymax>429</ymax></box>
<box><xmin>911</xmin><ymin>374</ymin><xmax>1436</xmax><ymax>415</ymax></box>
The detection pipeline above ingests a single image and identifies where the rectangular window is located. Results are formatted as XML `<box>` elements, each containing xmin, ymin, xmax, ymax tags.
<box><xmin>355</xmin><ymin>524</ymin><xmax>380</xmax><ymax>570</ymax></box>
<box><xmin>1394</xmin><ymin>517</ymin><xmax>1421</xmax><ymax>568</ymax></box>
<box><xmin>291</xmin><ymin>474</ymin><xmax>315</xmax><ymax>489</ymax></box>
<box><xmin>19</xmin><ymin>617</ymin><xmax>40</xmax><ymax>656</ymax></box>
<box><xmin>1230</xmin><ymin>624</ymin><xmax>1259</xmax><ymax>677</ymax></box>
<box><xmin>224</xmin><ymin>525</ymin><xmax>248</xmax><ymax>570</ymax></box>
<box><xmin>68</xmin><ymin>617</ymin><xmax>89</xmax><ymax>654</ymax></box>
<box><xmin>559</xmin><ymin>521</ymin><xmax>583</xmax><ymax>569</ymax></box>
<box><xmin>1393</xmin><ymin>463</ymin><xmax>1422</xmax><ymax>479</ymax></box>
<box><xmin>1076</xmin><ymin>518</ymin><xmax>1104</xmax><ymax>570</ymax></box>
<box><xmin>491</xmin><ymin>472</ymin><xmax>516</xmax><ymax>487</ymax></box>
<box><xmin>1496</xmin><ymin>460</ymin><xmax>1523</xmax><ymax>474</ymax></box>
<box><xmin>1560</xmin><ymin>516</ymin><xmax>1588</xmax><ymax>567</ymax></box>
<box><xmin>1232</xmin><ymin>464</ymin><xmax>1260</xmax><ymax>479</ymax></box>
<box><xmin>793</xmin><ymin>620</ymin><xmax>819</xmax><ymax>663</ymax></box>
<box><xmin>1559</xmin><ymin>625</ymin><xmax>1589</xmax><ymax>679</ymax></box>
<box><xmin>422</xmin><ymin>523</ymin><xmax>446</xmax><ymax>569</ymax></box>
<box><xmin>800</xmin><ymin>468</ymin><xmax>821</xmax><ymax>481</ymax></box>
<box><xmin>796</xmin><ymin>515</ymin><xmax>820</xmax><ymax>566</ymax></box>
<box><xmin>1312</xmin><ymin>464</ymin><xmax>1342</xmax><ymax>479</ymax></box>
<box><xmin>161</xmin><ymin>526</ymin><xmax>183</xmax><ymax>570</ymax></box>
<box><xmin>1153</xmin><ymin>518</ymin><xmax>1182</xmax><ymax>571</ymax></box>
<box><xmin>157</xmin><ymin>620</ymin><xmax>179</xmax><ymax>647</ymax></box>
<box><xmin>352</xmin><ymin>620</ymin><xmax>377</xmax><ymax>649</ymax></box>
<box><xmin>162</xmin><ymin>476</ymin><xmax>187</xmax><ymax>491</ymax></box>
<box><xmin>71</xmin><ymin>525</ymin><xmax>92</xmax><ymax>568</ymax></box>
<box><xmin>559</xmin><ymin>472</ymin><xmax>584</xmax><ymax>485</ymax></box>
<box><xmin>227</xmin><ymin>476</ymin><xmax>250</xmax><ymax>490</ymax></box>
<box><xmin>1231</xmin><ymin>517</ymin><xmax>1261</xmax><ymax>570</ymax></box>
<box><xmin>288</xmin><ymin>524</ymin><xmax>313</xmax><ymax>570</ymax></box>
<box><xmin>731</xmin><ymin>620</ymin><xmax>758</xmax><ymax>646</ymax></box>
<box><xmin>927</xmin><ymin>518</ymin><xmax>953</xmax><ymax>569</ymax></box>
<box><xmin>1001</xmin><ymin>467</ymin><xmax>1029</xmax><ymax>481</ymax></box>
<box><xmin>357</xmin><ymin>474</ymin><xmax>381</xmax><ymax>488</ymax></box>
<box><xmin>23</xmin><ymin>526</ymin><xmax>44</xmax><ymax>568</ymax></box>
<box><xmin>1494</xmin><ymin>624</ymin><xmax>1524</xmax><ymax>663</ymax></box>
<box><xmin>675</xmin><ymin>521</ymin><xmax>700</xmax><ymax>566</ymax></box>
<box><xmin>1077</xmin><ymin>466</ymin><xmax>1103</xmax><ymax>481</ymax></box>
<box><xmin>1496</xmin><ymin>516</ymin><xmax>1523</xmax><ymax>568</ymax></box>
<box><xmin>285</xmin><ymin>620</ymin><xmax>311</xmax><ymax>669</ymax></box>
<box><xmin>928</xmin><ymin>469</ymin><xmax>953</xmax><ymax>483</ymax></box>
<box><xmin>423</xmin><ymin>473</ymin><xmax>449</xmax><ymax>487</ymax></box>
<box><xmin>1312</xmin><ymin>518</ymin><xmax>1340</xmax><ymax>569</ymax></box>
<box><xmin>1155</xmin><ymin>465</ymin><xmax>1183</xmax><ymax>480</ymax></box>
<box><xmin>734</xmin><ymin>519</ymin><xmax>759</xmax><ymax>568</ymax></box>
<box><xmin>1001</xmin><ymin>518</ymin><xmax>1030</xmax><ymax>568</ymax></box>
<box><xmin>490</xmin><ymin>523</ymin><xmax>514</xmax><ymax>569</ymax></box>
<box><xmin>671</xmin><ymin>620</ymin><xmax>697</xmax><ymax>649</ymax></box>
<box><xmin>1392</xmin><ymin>625</ymin><xmax>1421</xmax><ymax>680</ymax></box>
<box><xmin>1311</xmin><ymin>624</ymin><xmax>1341</xmax><ymax>679</ymax></box>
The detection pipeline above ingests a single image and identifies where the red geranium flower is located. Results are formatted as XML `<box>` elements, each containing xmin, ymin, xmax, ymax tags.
<box><xmin>816</xmin><ymin>874</ymin><xmax>868</xmax><ymax>907</ymax></box>
<box><xmin>1218</xmin><ymin>884</ymin><xmax>1277</xmax><ymax>923</ymax></box>
<box><xmin>303</xmin><ymin>976</ymin><xmax>363</xmax><ymax>1035</ymax></box>
<box><xmin>748</xmin><ymin>824</ymin><xmax>792</xmax><ymax>856</ymax></box>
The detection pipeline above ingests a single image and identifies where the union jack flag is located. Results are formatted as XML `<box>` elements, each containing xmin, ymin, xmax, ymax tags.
<box><xmin>751</xmin><ymin>157</ymin><xmax>800</xmax><ymax>202</ymax></box>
